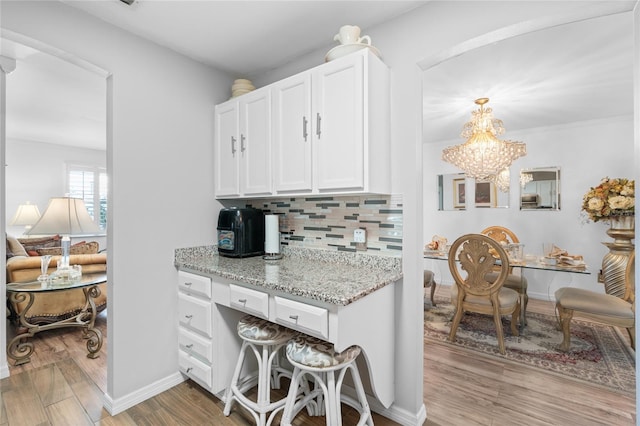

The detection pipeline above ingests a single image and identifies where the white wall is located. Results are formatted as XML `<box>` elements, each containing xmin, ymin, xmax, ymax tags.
<box><xmin>424</xmin><ymin>116</ymin><xmax>634</xmax><ymax>300</ymax></box>
<box><xmin>5</xmin><ymin>138</ymin><xmax>106</xmax><ymax>237</ymax></box>
<box><xmin>1</xmin><ymin>0</ymin><xmax>230</xmax><ymax>411</ymax></box>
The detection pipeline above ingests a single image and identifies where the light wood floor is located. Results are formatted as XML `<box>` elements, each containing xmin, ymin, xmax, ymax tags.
<box><xmin>1</xmin><ymin>292</ymin><xmax>636</xmax><ymax>425</ymax></box>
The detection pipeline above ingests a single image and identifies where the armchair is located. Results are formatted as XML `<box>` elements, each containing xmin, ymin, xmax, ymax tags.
<box><xmin>448</xmin><ymin>234</ymin><xmax>521</xmax><ymax>354</ymax></box>
<box><xmin>555</xmin><ymin>250</ymin><xmax>634</xmax><ymax>352</ymax></box>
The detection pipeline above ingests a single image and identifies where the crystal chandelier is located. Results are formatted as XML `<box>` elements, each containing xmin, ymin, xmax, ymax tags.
<box><xmin>520</xmin><ymin>171</ymin><xmax>533</xmax><ymax>188</ymax></box>
<box><xmin>442</xmin><ymin>98</ymin><xmax>526</xmax><ymax>180</ymax></box>
<box><xmin>491</xmin><ymin>168</ymin><xmax>511</xmax><ymax>193</ymax></box>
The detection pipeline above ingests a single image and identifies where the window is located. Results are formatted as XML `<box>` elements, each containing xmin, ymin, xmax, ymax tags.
<box><xmin>67</xmin><ymin>164</ymin><xmax>107</xmax><ymax>231</ymax></box>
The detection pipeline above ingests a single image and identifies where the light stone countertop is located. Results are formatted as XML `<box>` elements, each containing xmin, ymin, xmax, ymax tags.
<box><xmin>174</xmin><ymin>246</ymin><xmax>402</xmax><ymax>306</ymax></box>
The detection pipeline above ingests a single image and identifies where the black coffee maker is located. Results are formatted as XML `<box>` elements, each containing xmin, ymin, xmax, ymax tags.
<box><xmin>217</xmin><ymin>207</ymin><xmax>265</xmax><ymax>258</ymax></box>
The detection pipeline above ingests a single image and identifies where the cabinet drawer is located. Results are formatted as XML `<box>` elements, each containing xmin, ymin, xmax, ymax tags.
<box><xmin>178</xmin><ymin>271</ymin><xmax>212</xmax><ymax>299</ymax></box>
<box><xmin>273</xmin><ymin>296</ymin><xmax>328</xmax><ymax>339</ymax></box>
<box><xmin>179</xmin><ymin>350</ymin><xmax>212</xmax><ymax>390</ymax></box>
<box><xmin>229</xmin><ymin>284</ymin><xmax>269</xmax><ymax>319</ymax></box>
<box><xmin>178</xmin><ymin>293</ymin><xmax>212</xmax><ymax>337</ymax></box>
<box><xmin>179</xmin><ymin>327</ymin><xmax>213</xmax><ymax>364</ymax></box>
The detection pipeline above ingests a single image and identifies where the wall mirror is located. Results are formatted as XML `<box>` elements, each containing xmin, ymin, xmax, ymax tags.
<box><xmin>520</xmin><ymin>167</ymin><xmax>560</xmax><ymax>210</ymax></box>
<box><xmin>437</xmin><ymin>173</ymin><xmax>466</xmax><ymax>210</ymax></box>
<box><xmin>437</xmin><ymin>173</ymin><xmax>510</xmax><ymax>210</ymax></box>
<box><xmin>475</xmin><ymin>178</ymin><xmax>510</xmax><ymax>209</ymax></box>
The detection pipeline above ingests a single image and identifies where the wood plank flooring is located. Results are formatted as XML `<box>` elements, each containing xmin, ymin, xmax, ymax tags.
<box><xmin>1</xmin><ymin>290</ymin><xmax>636</xmax><ymax>425</ymax></box>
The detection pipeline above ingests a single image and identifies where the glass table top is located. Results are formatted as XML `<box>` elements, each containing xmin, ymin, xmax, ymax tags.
<box><xmin>7</xmin><ymin>273</ymin><xmax>107</xmax><ymax>293</ymax></box>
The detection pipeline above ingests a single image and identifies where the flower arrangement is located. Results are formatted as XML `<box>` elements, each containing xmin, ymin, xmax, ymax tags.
<box><xmin>581</xmin><ymin>177</ymin><xmax>635</xmax><ymax>223</ymax></box>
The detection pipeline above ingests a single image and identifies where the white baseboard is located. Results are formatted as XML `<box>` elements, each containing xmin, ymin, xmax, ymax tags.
<box><xmin>370</xmin><ymin>399</ymin><xmax>427</xmax><ymax>425</ymax></box>
<box><xmin>102</xmin><ymin>372</ymin><xmax>186</xmax><ymax>416</ymax></box>
<box><xmin>342</xmin><ymin>385</ymin><xmax>427</xmax><ymax>426</ymax></box>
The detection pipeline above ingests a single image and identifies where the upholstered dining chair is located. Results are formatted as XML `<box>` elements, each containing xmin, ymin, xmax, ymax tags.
<box><xmin>555</xmin><ymin>250</ymin><xmax>635</xmax><ymax>352</ymax></box>
<box><xmin>448</xmin><ymin>234</ymin><xmax>521</xmax><ymax>355</ymax></box>
<box><xmin>480</xmin><ymin>225</ymin><xmax>529</xmax><ymax>323</ymax></box>
<box><xmin>424</xmin><ymin>270</ymin><xmax>437</xmax><ymax>307</ymax></box>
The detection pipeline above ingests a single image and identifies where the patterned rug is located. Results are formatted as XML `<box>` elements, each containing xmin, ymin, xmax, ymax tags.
<box><xmin>424</xmin><ymin>298</ymin><xmax>636</xmax><ymax>395</ymax></box>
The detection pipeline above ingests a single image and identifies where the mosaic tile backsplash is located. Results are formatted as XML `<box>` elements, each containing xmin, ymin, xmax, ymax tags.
<box><xmin>243</xmin><ymin>194</ymin><xmax>403</xmax><ymax>256</ymax></box>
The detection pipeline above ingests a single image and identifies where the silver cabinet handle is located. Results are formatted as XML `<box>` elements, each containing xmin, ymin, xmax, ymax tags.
<box><xmin>184</xmin><ymin>282</ymin><xmax>192</xmax><ymax>287</ymax></box>
<box><xmin>185</xmin><ymin>314</ymin><xmax>193</xmax><ymax>319</ymax></box>
<box><xmin>303</xmin><ymin>116</ymin><xmax>308</xmax><ymax>141</ymax></box>
<box><xmin>241</xmin><ymin>134</ymin><xmax>246</xmax><ymax>152</ymax></box>
<box><xmin>289</xmin><ymin>315</ymin><xmax>299</xmax><ymax>320</ymax></box>
<box><xmin>231</xmin><ymin>136</ymin><xmax>237</xmax><ymax>154</ymax></box>
<box><xmin>186</xmin><ymin>344</ymin><xmax>193</xmax><ymax>349</ymax></box>
<box><xmin>238</xmin><ymin>298</ymin><xmax>247</xmax><ymax>304</ymax></box>
<box><xmin>316</xmin><ymin>113</ymin><xmax>321</xmax><ymax>138</ymax></box>
<box><xmin>186</xmin><ymin>367</ymin><xmax>193</xmax><ymax>373</ymax></box>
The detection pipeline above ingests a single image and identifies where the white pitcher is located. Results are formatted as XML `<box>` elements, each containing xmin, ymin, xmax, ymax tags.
<box><xmin>333</xmin><ymin>25</ymin><xmax>371</xmax><ymax>45</ymax></box>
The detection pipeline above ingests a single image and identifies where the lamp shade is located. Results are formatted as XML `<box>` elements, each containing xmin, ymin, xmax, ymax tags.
<box><xmin>26</xmin><ymin>197</ymin><xmax>100</xmax><ymax>236</ymax></box>
<box><xmin>9</xmin><ymin>202</ymin><xmax>41</xmax><ymax>227</ymax></box>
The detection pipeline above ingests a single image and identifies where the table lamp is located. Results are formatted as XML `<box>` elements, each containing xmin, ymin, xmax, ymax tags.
<box><xmin>9</xmin><ymin>202</ymin><xmax>41</xmax><ymax>234</ymax></box>
<box><xmin>26</xmin><ymin>197</ymin><xmax>100</xmax><ymax>281</ymax></box>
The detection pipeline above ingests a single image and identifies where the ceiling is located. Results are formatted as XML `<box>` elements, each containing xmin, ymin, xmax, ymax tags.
<box><xmin>2</xmin><ymin>1</ymin><xmax>635</xmax><ymax>150</ymax></box>
<box><xmin>423</xmin><ymin>11</ymin><xmax>634</xmax><ymax>144</ymax></box>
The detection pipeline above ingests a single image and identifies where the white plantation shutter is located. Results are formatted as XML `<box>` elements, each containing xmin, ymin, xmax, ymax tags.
<box><xmin>67</xmin><ymin>164</ymin><xmax>108</xmax><ymax>231</ymax></box>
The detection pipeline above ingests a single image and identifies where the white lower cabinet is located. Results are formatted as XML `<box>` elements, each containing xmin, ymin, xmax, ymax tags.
<box><xmin>177</xmin><ymin>271</ymin><xmax>214</xmax><ymax>392</ymax></box>
<box><xmin>178</xmin><ymin>268</ymin><xmax>395</xmax><ymax>407</ymax></box>
<box><xmin>178</xmin><ymin>271</ymin><xmax>246</xmax><ymax>395</ymax></box>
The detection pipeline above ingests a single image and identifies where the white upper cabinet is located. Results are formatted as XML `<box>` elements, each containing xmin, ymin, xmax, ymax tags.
<box><xmin>214</xmin><ymin>101</ymin><xmax>240</xmax><ymax>197</ymax></box>
<box><xmin>214</xmin><ymin>88</ymin><xmax>272</xmax><ymax>198</ymax></box>
<box><xmin>272</xmin><ymin>72</ymin><xmax>313</xmax><ymax>193</ymax></box>
<box><xmin>215</xmin><ymin>49</ymin><xmax>389</xmax><ymax>199</ymax></box>
<box><xmin>313</xmin><ymin>54</ymin><xmax>365</xmax><ymax>191</ymax></box>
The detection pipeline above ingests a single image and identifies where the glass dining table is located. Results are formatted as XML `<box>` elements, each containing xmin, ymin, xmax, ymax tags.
<box><xmin>423</xmin><ymin>250</ymin><xmax>591</xmax><ymax>332</ymax></box>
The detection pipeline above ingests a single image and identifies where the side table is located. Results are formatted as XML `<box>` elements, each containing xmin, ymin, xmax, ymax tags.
<box><xmin>6</xmin><ymin>273</ymin><xmax>107</xmax><ymax>366</ymax></box>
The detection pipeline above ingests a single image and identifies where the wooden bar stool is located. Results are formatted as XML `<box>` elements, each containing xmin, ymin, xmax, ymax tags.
<box><xmin>280</xmin><ymin>334</ymin><xmax>373</xmax><ymax>426</ymax></box>
<box><xmin>223</xmin><ymin>314</ymin><xmax>296</xmax><ymax>426</ymax></box>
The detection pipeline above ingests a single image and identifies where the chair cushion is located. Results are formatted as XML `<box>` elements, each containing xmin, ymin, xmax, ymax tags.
<box><xmin>286</xmin><ymin>334</ymin><xmax>361</xmax><ymax>368</ymax></box>
<box><xmin>555</xmin><ymin>288</ymin><xmax>634</xmax><ymax>324</ymax></box>
<box><xmin>237</xmin><ymin>315</ymin><xmax>294</xmax><ymax>342</ymax></box>
<box><xmin>451</xmin><ymin>284</ymin><xmax>519</xmax><ymax>308</ymax></box>
<box><xmin>424</xmin><ymin>270</ymin><xmax>435</xmax><ymax>287</ymax></box>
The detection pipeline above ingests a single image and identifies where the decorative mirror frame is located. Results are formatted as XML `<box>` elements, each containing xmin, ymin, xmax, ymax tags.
<box><xmin>520</xmin><ymin>166</ymin><xmax>561</xmax><ymax>211</ymax></box>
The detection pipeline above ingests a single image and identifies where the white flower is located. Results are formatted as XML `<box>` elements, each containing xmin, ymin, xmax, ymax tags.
<box><xmin>609</xmin><ymin>196</ymin><xmax>634</xmax><ymax>210</ymax></box>
<box><xmin>588</xmin><ymin>197</ymin><xmax>604</xmax><ymax>211</ymax></box>
<box><xmin>621</xmin><ymin>185</ymin><xmax>634</xmax><ymax>197</ymax></box>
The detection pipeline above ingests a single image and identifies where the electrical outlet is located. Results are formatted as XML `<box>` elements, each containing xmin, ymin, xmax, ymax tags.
<box><xmin>354</xmin><ymin>229</ymin><xmax>366</xmax><ymax>243</ymax></box>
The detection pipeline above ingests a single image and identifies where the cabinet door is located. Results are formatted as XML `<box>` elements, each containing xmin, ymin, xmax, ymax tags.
<box><xmin>240</xmin><ymin>90</ymin><xmax>272</xmax><ymax>196</ymax></box>
<box><xmin>214</xmin><ymin>102</ymin><xmax>240</xmax><ymax>197</ymax></box>
<box><xmin>272</xmin><ymin>73</ymin><xmax>313</xmax><ymax>193</ymax></box>
<box><xmin>313</xmin><ymin>54</ymin><xmax>364</xmax><ymax>191</ymax></box>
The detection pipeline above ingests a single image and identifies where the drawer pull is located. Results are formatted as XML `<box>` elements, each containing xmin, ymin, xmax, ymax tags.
<box><xmin>289</xmin><ymin>315</ymin><xmax>299</xmax><ymax>321</ymax></box>
<box><xmin>185</xmin><ymin>314</ymin><xmax>193</xmax><ymax>319</ymax></box>
<box><xmin>238</xmin><ymin>299</ymin><xmax>247</xmax><ymax>304</ymax></box>
<box><xmin>186</xmin><ymin>367</ymin><xmax>193</xmax><ymax>373</ymax></box>
<box><xmin>184</xmin><ymin>282</ymin><xmax>192</xmax><ymax>286</ymax></box>
<box><xmin>186</xmin><ymin>344</ymin><xmax>193</xmax><ymax>349</ymax></box>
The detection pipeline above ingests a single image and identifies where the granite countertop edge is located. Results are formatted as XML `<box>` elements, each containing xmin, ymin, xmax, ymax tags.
<box><xmin>174</xmin><ymin>245</ymin><xmax>403</xmax><ymax>306</ymax></box>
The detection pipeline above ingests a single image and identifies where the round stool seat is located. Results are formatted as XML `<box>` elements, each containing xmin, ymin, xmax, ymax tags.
<box><xmin>286</xmin><ymin>334</ymin><xmax>361</xmax><ymax>369</ymax></box>
<box><xmin>281</xmin><ymin>334</ymin><xmax>372</xmax><ymax>425</ymax></box>
<box><xmin>237</xmin><ymin>315</ymin><xmax>295</xmax><ymax>343</ymax></box>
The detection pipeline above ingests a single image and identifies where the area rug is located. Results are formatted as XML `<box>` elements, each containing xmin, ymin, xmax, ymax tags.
<box><xmin>424</xmin><ymin>298</ymin><xmax>636</xmax><ymax>395</ymax></box>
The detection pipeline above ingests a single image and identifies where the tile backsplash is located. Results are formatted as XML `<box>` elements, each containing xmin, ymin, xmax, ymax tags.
<box><xmin>244</xmin><ymin>194</ymin><xmax>403</xmax><ymax>256</ymax></box>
